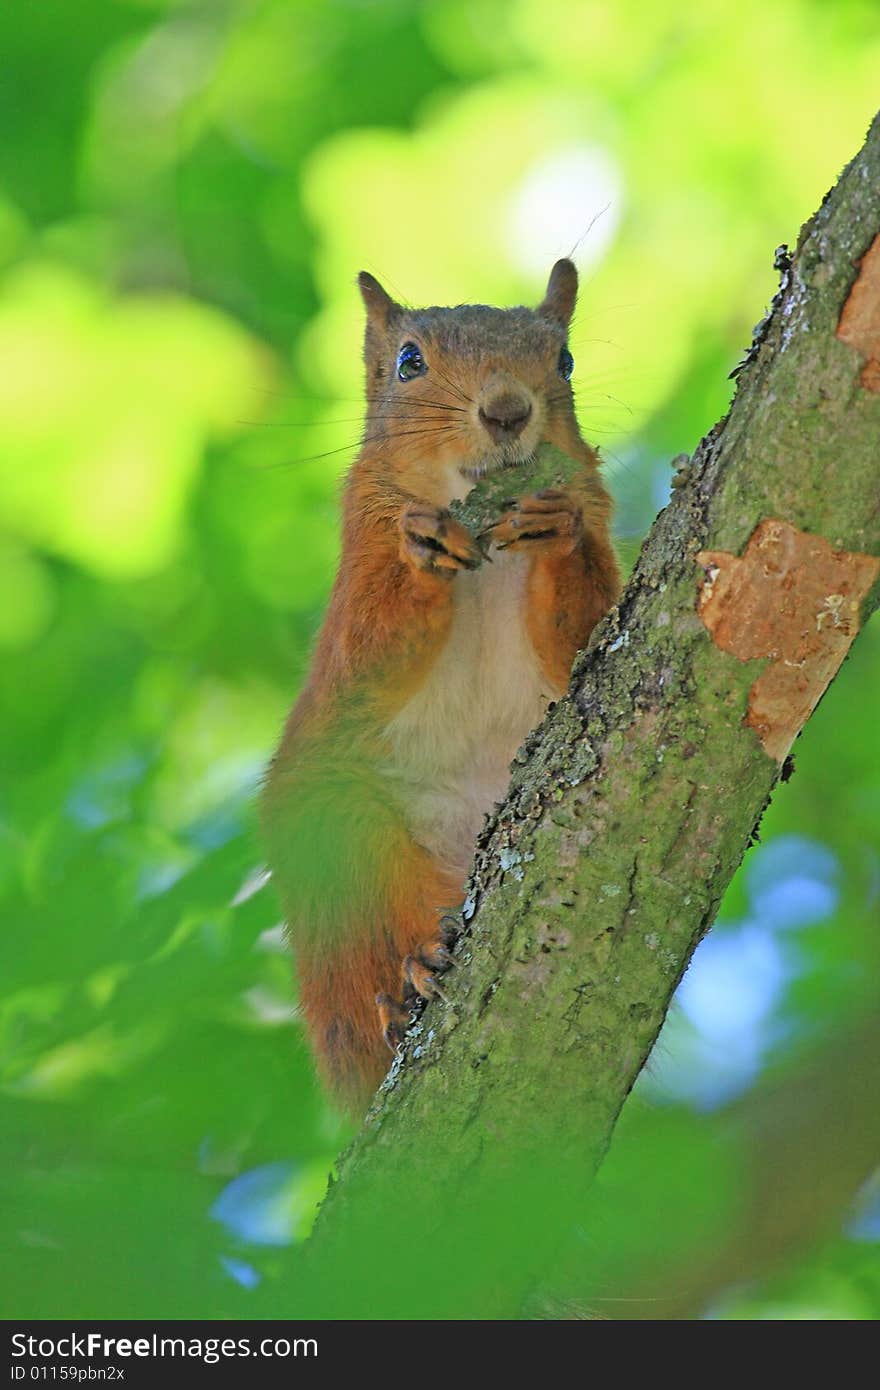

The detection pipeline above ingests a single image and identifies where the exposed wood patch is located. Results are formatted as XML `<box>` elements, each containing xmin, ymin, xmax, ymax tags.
<box><xmin>837</xmin><ymin>231</ymin><xmax>880</xmax><ymax>392</ymax></box>
<box><xmin>696</xmin><ymin>520</ymin><xmax>879</xmax><ymax>761</ymax></box>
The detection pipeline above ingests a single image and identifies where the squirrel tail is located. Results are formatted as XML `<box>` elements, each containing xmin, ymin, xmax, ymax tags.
<box><xmin>262</xmin><ymin>751</ymin><xmax>461</xmax><ymax>1113</ymax></box>
<box><xmin>292</xmin><ymin>841</ymin><xmax>460</xmax><ymax>1113</ymax></box>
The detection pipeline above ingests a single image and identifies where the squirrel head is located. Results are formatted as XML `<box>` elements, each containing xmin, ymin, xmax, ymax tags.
<box><xmin>356</xmin><ymin>261</ymin><xmax>592</xmax><ymax>502</ymax></box>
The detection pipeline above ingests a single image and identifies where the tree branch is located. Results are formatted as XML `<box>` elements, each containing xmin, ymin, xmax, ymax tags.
<box><xmin>297</xmin><ymin>113</ymin><xmax>880</xmax><ymax>1319</ymax></box>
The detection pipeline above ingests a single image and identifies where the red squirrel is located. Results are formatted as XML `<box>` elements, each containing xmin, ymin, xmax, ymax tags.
<box><xmin>260</xmin><ymin>260</ymin><xmax>620</xmax><ymax>1112</ymax></box>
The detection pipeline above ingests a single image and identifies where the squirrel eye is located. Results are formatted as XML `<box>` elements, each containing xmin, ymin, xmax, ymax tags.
<box><xmin>558</xmin><ymin>346</ymin><xmax>574</xmax><ymax>381</ymax></box>
<box><xmin>396</xmin><ymin>342</ymin><xmax>427</xmax><ymax>382</ymax></box>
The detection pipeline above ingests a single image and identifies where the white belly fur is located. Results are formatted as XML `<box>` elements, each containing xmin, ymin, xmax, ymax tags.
<box><xmin>382</xmin><ymin>549</ymin><xmax>559</xmax><ymax>881</ymax></box>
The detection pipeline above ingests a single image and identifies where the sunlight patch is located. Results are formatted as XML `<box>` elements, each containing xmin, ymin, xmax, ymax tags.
<box><xmin>507</xmin><ymin>145</ymin><xmax>623</xmax><ymax>276</ymax></box>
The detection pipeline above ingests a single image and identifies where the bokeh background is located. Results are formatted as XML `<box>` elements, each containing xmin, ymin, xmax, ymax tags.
<box><xmin>1</xmin><ymin>0</ymin><xmax>879</xmax><ymax>1320</ymax></box>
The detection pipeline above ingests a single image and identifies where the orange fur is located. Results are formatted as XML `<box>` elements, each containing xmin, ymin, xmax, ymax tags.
<box><xmin>260</xmin><ymin>262</ymin><xmax>620</xmax><ymax>1112</ymax></box>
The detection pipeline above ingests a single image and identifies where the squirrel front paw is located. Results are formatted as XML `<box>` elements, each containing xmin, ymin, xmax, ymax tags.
<box><xmin>480</xmin><ymin>489</ymin><xmax>584</xmax><ymax>556</ymax></box>
<box><xmin>399</xmin><ymin>502</ymin><xmax>484</xmax><ymax>577</ymax></box>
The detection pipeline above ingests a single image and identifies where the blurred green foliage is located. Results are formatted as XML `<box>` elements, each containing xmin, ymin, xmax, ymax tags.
<box><xmin>0</xmin><ymin>0</ymin><xmax>878</xmax><ymax>1320</ymax></box>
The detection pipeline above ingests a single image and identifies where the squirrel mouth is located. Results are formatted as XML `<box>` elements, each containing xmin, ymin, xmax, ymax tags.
<box><xmin>461</xmin><ymin>445</ymin><xmax>534</xmax><ymax>481</ymax></box>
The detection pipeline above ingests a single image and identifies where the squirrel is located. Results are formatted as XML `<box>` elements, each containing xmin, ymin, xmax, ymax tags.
<box><xmin>259</xmin><ymin>260</ymin><xmax>620</xmax><ymax>1113</ymax></box>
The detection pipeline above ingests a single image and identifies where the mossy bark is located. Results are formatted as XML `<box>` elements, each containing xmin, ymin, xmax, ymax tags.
<box><xmin>300</xmin><ymin>114</ymin><xmax>880</xmax><ymax>1318</ymax></box>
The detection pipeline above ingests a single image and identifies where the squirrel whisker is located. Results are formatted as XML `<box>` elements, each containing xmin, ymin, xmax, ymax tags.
<box><xmin>265</xmin><ymin>423</ymin><xmax>460</xmax><ymax>470</ymax></box>
<box><xmin>425</xmin><ymin>362</ymin><xmax>474</xmax><ymax>406</ymax></box>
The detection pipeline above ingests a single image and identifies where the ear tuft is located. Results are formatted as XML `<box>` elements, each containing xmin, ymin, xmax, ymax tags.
<box><xmin>358</xmin><ymin>271</ymin><xmax>400</xmax><ymax>329</ymax></box>
<box><xmin>538</xmin><ymin>259</ymin><xmax>578</xmax><ymax>328</ymax></box>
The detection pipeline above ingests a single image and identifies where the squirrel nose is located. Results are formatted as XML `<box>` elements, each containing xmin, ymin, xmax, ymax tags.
<box><xmin>478</xmin><ymin>393</ymin><xmax>532</xmax><ymax>442</ymax></box>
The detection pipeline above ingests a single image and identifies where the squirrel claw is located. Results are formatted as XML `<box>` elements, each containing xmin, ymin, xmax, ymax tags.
<box><xmin>438</xmin><ymin>914</ymin><xmax>462</xmax><ymax>947</ymax></box>
<box><xmin>376</xmin><ymin>922</ymin><xmax>460</xmax><ymax>1053</ymax></box>
<box><xmin>403</xmin><ymin>955</ymin><xmax>450</xmax><ymax>1003</ymax></box>
<box><xmin>475</xmin><ymin>534</ymin><xmax>494</xmax><ymax>562</ymax></box>
<box><xmin>376</xmin><ymin>992</ymin><xmax>411</xmax><ymax>1051</ymax></box>
<box><xmin>403</xmin><ymin>939</ymin><xmax>456</xmax><ymax>1002</ymax></box>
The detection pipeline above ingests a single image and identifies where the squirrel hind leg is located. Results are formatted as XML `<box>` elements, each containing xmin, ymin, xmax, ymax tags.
<box><xmin>375</xmin><ymin>929</ymin><xmax>456</xmax><ymax>1052</ymax></box>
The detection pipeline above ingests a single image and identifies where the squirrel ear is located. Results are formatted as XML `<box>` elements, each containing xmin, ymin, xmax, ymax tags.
<box><xmin>358</xmin><ymin>271</ymin><xmax>401</xmax><ymax>329</ymax></box>
<box><xmin>538</xmin><ymin>259</ymin><xmax>578</xmax><ymax>328</ymax></box>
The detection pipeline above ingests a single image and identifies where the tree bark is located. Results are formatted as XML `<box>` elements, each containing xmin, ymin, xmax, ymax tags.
<box><xmin>297</xmin><ymin>114</ymin><xmax>880</xmax><ymax>1319</ymax></box>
